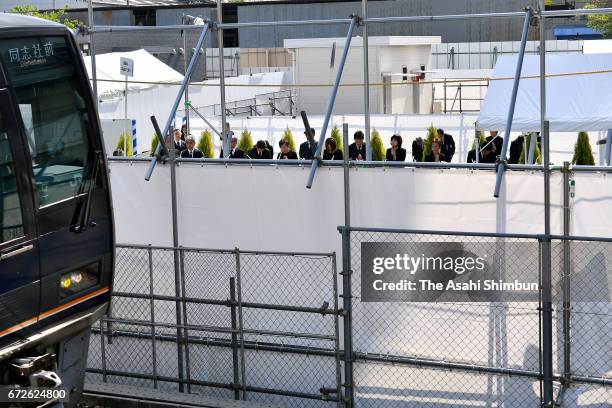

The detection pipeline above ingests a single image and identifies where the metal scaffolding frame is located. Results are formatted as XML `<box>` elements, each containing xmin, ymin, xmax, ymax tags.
<box><xmin>88</xmin><ymin>3</ymin><xmax>612</xmax><ymax>407</ymax></box>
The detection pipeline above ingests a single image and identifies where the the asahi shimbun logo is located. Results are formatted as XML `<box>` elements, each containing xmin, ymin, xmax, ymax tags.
<box><xmin>361</xmin><ymin>242</ymin><xmax>540</xmax><ymax>302</ymax></box>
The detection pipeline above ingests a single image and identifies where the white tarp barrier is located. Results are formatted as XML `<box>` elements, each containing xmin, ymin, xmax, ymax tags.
<box><xmin>477</xmin><ymin>53</ymin><xmax>612</xmax><ymax>132</ymax></box>
<box><xmin>109</xmin><ymin>163</ymin><xmax>565</xmax><ymax>250</ymax></box>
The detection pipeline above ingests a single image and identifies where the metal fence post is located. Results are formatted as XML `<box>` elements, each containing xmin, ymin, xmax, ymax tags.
<box><xmin>340</xmin><ymin>227</ymin><xmax>354</xmax><ymax>407</ymax></box>
<box><xmin>562</xmin><ymin>161</ymin><xmax>572</xmax><ymax>384</ymax></box>
<box><xmin>234</xmin><ymin>248</ymin><xmax>247</xmax><ymax>400</ymax></box>
<box><xmin>331</xmin><ymin>253</ymin><xmax>343</xmax><ymax>408</ymax></box>
<box><xmin>99</xmin><ymin>318</ymin><xmax>107</xmax><ymax>383</ymax></box>
<box><xmin>148</xmin><ymin>245</ymin><xmax>158</xmax><ymax>389</ymax></box>
<box><xmin>229</xmin><ymin>277</ymin><xmax>241</xmax><ymax>400</ymax></box>
<box><xmin>179</xmin><ymin>248</ymin><xmax>192</xmax><ymax>393</ymax></box>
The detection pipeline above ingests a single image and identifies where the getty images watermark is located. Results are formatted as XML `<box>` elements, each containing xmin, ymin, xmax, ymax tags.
<box><xmin>361</xmin><ymin>242</ymin><xmax>543</xmax><ymax>302</ymax></box>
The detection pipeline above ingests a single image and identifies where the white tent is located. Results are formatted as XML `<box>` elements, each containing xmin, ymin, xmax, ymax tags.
<box><xmin>477</xmin><ymin>53</ymin><xmax>612</xmax><ymax>132</ymax></box>
<box><xmin>83</xmin><ymin>49</ymin><xmax>184</xmax><ymax>100</ymax></box>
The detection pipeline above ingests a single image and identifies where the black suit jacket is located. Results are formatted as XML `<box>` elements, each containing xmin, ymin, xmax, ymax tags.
<box><xmin>440</xmin><ymin>133</ymin><xmax>455</xmax><ymax>161</ymax></box>
<box><xmin>220</xmin><ymin>148</ymin><xmax>245</xmax><ymax>159</ymax></box>
<box><xmin>322</xmin><ymin>150</ymin><xmax>343</xmax><ymax>160</ymax></box>
<box><xmin>509</xmin><ymin>136</ymin><xmax>524</xmax><ymax>164</ymax></box>
<box><xmin>180</xmin><ymin>148</ymin><xmax>204</xmax><ymax>158</ymax></box>
<box><xmin>386</xmin><ymin>148</ymin><xmax>406</xmax><ymax>162</ymax></box>
<box><xmin>424</xmin><ymin>152</ymin><xmax>449</xmax><ymax>163</ymax></box>
<box><xmin>299</xmin><ymin>141</ymin><xmax>318</xmax><ymax>160</ymax></box>
<box><xmin>248</xmin><ymin>147</ymin><xmax>272</xmax><ymax>159</ymax></box>
<box><xmin>277</xmin><ymin>151</ymin><xmax>298</xmax><ymax>160</ymax></box>
<box><xmin>348</xmin><ymin>143</ymin><xmax>367</xmax><ymax>160</ymax></box>
<box><xmin>173</xmin><ymin>140</ymin><xmax>186</xmax><ymax>152</ymax></box>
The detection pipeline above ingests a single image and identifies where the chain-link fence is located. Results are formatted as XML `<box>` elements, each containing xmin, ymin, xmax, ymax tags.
<box><xmin>87</xmin><ymin>245</ymin><xmax>341</xmax><ymax>408</ymax></box>
<box><xmin>341</xmin><ymin>227</ymin><xmax>611</xmax><ymax>408</ymax></box>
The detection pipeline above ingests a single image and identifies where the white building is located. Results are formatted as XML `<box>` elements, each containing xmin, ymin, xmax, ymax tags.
<box><xmin>284</xmin><ymin>35</ymin><xmax>441</xmax><ymax>115</ymax></box>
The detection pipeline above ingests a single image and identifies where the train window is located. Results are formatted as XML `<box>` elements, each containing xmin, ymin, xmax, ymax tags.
<box><xmin>0</xmin><ymin>112</ymin><xmax>24</xmax><ymax>243</ymax></box>
<box><xmin>0</xmin><ymin>36</ymin><xmax>92</xmax><ymax>207</ymax></box>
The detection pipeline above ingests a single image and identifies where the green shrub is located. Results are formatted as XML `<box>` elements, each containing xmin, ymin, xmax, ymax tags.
<box><xmin>572</xmin><ymin>131</ymin><xmax>595</xmax><ymax>165</ymax></box>
<box><xmin>370</xmin><ymin>129</ymin><xmax>385</xmax><ymax>161</ymax></box>
<box><xmin>518</xmin><ymin>133</ymin><xmax>542</xmax><ymax>164</ymax></box>
<box><xmin>150</xmin><ymin>133</ymin><xmax>159</xmax><ymax>156</ymax></box>
<box><xmin>116</xmin><ymin>132</ymin><xmax>133</xmax><ymax>157</ymax></box>
<box><xmin>198</xmin><ymin>130</ymin><xmax>214</xmax><ymax>158</ymax></box>
<box><xmin>238</xmin><ymin>129</ymin><xmax>254</xmax><ymax>154</ymax></box>
<box><xmin>282</xmin><ymin>127</ymin><xmax>296</xmax><ymax>152</ymax></box>
<box><xmin>330</xmin><ymin>125</ymin><xmax>343</xmax><ymax>153</ymax></box>
<box><xmin>471</xmin><ymin>131</ymin><xmax>487</xmax><ymax>150</ymax></box>
<box><xmin>422</xmin><ymin>124</ymin><xmax>437</xmax><ymax>161</ymax></box>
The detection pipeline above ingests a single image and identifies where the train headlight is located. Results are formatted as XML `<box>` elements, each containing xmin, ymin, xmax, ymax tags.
<box><xmin>60</xmin><ymin>264</ymin><xmax>100</xmax><ymax>299</ymax></box>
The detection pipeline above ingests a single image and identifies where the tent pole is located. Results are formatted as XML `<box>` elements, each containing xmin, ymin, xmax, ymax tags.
<box><xmin>145</xmin><ymin>23</ymin><xmax>210</xmax><ymax>180</ymax></box>
<box><xmin>605</xmin><ymin>129</ymin><xmax>612</xmax><ymax>165</ymax></box>
<box><xmin>493</xmin><ymin>8</ymin><xmax>531</xmax><ymax>198</ymax></box>
<box><xmin>217</xmin><ymin>0</ymin><xmax>229</xmax><ymax>159</ymax></box>
<box><xmin>306</xmin><ymin>15</ymin><xmax>358</xmax><ymax>189</ymax></box>
<box><xmin>528</xmin><ymin>132</ymin><xmax>536</xmax><ymax>164</ymax></box>
<box><xmin>362</xmin><ymin>0</ymin><xmax>372</xmax><ymax>161</ymax></box>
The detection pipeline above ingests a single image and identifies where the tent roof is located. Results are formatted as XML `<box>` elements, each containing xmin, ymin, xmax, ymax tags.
<box><xmin>84</xmin><ymin>49</ymin><xmax>183</xmax><ymax>100</ymax></box>
<box><xmin>476</xmin><ymin>53</ymin><xmax>612</xmax><ymax>132</ymax></box>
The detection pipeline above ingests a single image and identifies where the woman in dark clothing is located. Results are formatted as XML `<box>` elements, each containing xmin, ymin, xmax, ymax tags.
<box><xmin>322</xmin><ymin>137</ymin><xmax>343</xmax><ymax>160</ymax></box>
<box><xmin>277</xmin><ymin>139</ymin><xmax>298</xmax><ymax>160</ymax></box>
<box><xmin>424</xmin><ymin>139</ymin><xmax>448</xmax><ymax>162</ymax></box>
<box><xmin>386</xmin><ymin>134</ymin><xmax>406</xmax><ymax>161</ymax></box>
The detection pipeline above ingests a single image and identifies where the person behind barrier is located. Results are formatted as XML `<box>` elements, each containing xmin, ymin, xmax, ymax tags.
<box><xmin>180</xmin><ymin>124</ymin><xmax>188</xmax><ymax>141</ymax></box>
<box><xmin>436</xmin><ymin>128</ymin><xmax>455</xmax><ymax>162</ymax></box>
<box><xmin>424</xmin><ymin>139</ymin><xmax>448</xmax><ymax>163</ymax></box>
<box><xmin>249</xmin><ymin>140</ymin><xmax>272</xmax><ymax>159</ymax></box>
<box><xmin>386</xmin><ymin>134</ymin><xmax>406</xmax><ymax>162</ymax></box>
<box><xmin>277</xmin><ymin>139</ymin><xmax>298</xmax><ymax>160</ymax></box>
<box><xmin>323</xmin><ymin>137</ymin><xmax>343</xmax><ymax>160</ymax></box>
<box><xmin>348</xmin><ymin>131</ymin><xmax>367</xmax><ymax>161</ymax></box>
<box><xmin>299</xmin><ymin>129</ymin><xmax>318</xmax><ymax>160</ymax></box>
<box><xmin>509</xmin><ymin>135</ymin><xmax>524</xmax><ymax>164</ymax></box>
<box><xmin>180</xmin><ymin>135</ymin><xmax>204</xmax><ymax>158</ymax></box>
<box><xmin>173</xmin><ymin>128</ymin><xmax>186</xmax><ymax>152</ymax></box>
<box><xmin>412</xmin><ymin>137</ymin><xmax>424</xmax><ymax>162</ymax></box>
<box><xmin>220</xmin><ymin>137</ymin><xmax>245</xmax><ymax>158</ymax></box>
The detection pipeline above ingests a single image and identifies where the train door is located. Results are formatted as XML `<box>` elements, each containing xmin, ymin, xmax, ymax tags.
<box><xmin>0</xmin><ymin>87</ymin><xmax>40</xmax><ymax>342</ymax></box>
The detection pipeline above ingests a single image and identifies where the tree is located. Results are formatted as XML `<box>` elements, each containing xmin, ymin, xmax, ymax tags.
<box><xmin>518</xmin><ymin>133</ymin><xmax>543</xmax><ymax>164</ymax></box>
<box><xmin>330</xmin><ymin>125</ymin><xmax>343</xmax><ymax>153</ymax></box>
<box><xmin>585</xmin><ymin>3</ymin><xmax>612</xmax><ymax>38</ymax></box>
<box><xmin>282</xmin><ymin>127</ymin><xmax>296</xmax><ymax>152</ymax></box>
<box><xmin>116</xmin><ymin>132</ymin><xmax>133</xmax><ymax>157</ymax></box>
<box><xmin>150</xmin><ymin>134</ymin><xmax>159</xmax><ymax>157</ymax></box>
<box><xmin>198</xmin><ymin>130</ymin><xmax>214</xmax><ymax>158</ymax></box>
<box><xmin>422</xmin><ymin>124</ymin><xmax>437</xmax><ymax>161</ymax></box>
<box><xmin>238</xmin><ymin>129</ymin><xmax>253</xmax><ymax>154</ymax></box>
<box><xmin>370</xmin><ymin>129</ymin><xmax>385</xmax><ymax>161</ymax></box>
<box><xmin>572</xmin><ymin>131</ymin><xmax>595</xmax><ymax>165</ymax></box>
<box><xmin>10</xmin><ymin>6</ymin><xmax>81</xmax><ymax>29</ymax></box>
<box><xmin>471</xmin><ymin>131</ymin><xmax>487</xmax><ymax>150</ymax></box>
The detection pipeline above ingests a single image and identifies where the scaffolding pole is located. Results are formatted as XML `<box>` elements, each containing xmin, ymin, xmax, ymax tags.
<box><xmin>145</xmin><ymin>23</ymin><xmax>210</xmax><ymax>181</ymax></box>
<box><xmin>306</xmin><ymin>15</ymin><xmax>358</xmax><ymax>189</ymax></box>
<box><xmin>361</xmin><ymin>1</ymin><xmax>372</xmax><ymax>161</ymax></box>
<box><xmin>493</xmin><ymin>8</ymin><xmax>531</xmax><ymax>198</ymax></box>
<box><xmin>217</xmin><ymin>0</ymin><xmax>229</xmax><ymax>160</ymax></box>
<box><xmin>87</xmin><ymin>0</ymin><xmax>98</xmax><ymax>103</ymax></box>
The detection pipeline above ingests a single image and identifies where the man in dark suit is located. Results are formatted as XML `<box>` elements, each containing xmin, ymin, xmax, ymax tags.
<box><xmin>173</xmin><ymin>129</ymin><xmax>186</xmax><ymax>152</ymax></box>
<box><xmin>277</xmin><ymin>139</ymin><xmax>298</xmax><ymax>159</ymax></box>
<box><xmin>220</xmin><ymin>137</ymin><xmax>245</xmax><ymax>158</ymax></box>
<box><xmin>436</xmin><ymin>128</ymin><xmax>455</xmax><ymax>162</ymax></box>
<box><xmin>299</xmin><ymin>129</ymin><xmax>318</xmax><ymax>160</ymax></box>
<box><xmin>508</xmin><ymin>135</ymin><xmax>524</xmax><ymax>164</ymax></box>
<box><xmin>248</xmin><ymin>140</ymin><xmax>272</xmax><ymax>159</ymax></box>
<box><xmin>180</xmin><ymin>135</ymin><xmax>204</xmax><ymax>158</ymax></box>
<box><xmin>348</xmin><ymin>131</ymin><xmax>367</xmax><ymax>160</ymax></box>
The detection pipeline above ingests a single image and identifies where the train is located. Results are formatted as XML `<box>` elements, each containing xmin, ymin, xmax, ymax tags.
<box><xmin>0</xmin><ymin>13</ymin><xmax>114</xmax><ymax>407</ymax></box>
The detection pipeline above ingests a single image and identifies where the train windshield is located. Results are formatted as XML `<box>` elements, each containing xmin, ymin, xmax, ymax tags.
<box><xmin>0</xmin><ymin>35</ymin><xmax>93</xmax><ymax>207</ymax></box>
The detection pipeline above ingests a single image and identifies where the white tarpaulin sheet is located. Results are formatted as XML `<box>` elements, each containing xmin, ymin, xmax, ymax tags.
<box><xmin>477</xmin><ymin>53</ymin><xmax>612</xmax><ymax>132</ymax></box>
<box><xmin>83</xmin><ymin>49</ymin><xmax>184</xmax><ymax>100</ymax></box>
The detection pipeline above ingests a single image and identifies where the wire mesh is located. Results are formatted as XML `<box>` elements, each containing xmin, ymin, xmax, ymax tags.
<box><xmin>87</xmin><ymin>245</ymin><xmax>340</xmax><ymax>408</ymax></box>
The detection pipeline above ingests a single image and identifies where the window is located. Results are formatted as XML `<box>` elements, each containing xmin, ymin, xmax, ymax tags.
<box><xmin>0</xmin><ymin>36</ymin><xmax>93</xmax><ymax>207</ymax></box>
<box><xmin>133</xmin><ymin>9</ymin><xmax>156</xmax><ymax>26</ymax></box>
<box><xmin>0</xmin><ymin>112</ymin><xmax>24</xmax><ymax>243</ymax></box>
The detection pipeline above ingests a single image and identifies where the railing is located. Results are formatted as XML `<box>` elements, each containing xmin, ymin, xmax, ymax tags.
<box><xmin>179</xmin><ymin>90</ymin><xmax>294</xmax><ymax>118</ymax></box>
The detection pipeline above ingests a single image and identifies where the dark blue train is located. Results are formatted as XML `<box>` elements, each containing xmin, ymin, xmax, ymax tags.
<box><xmin>0</xmin><ymin>13</ymin><xmax>114</xmax><ymax>406</ymax></box>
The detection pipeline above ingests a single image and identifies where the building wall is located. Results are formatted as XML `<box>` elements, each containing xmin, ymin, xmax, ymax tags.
<box><xmin>236</xmin><ymin>0</ymin><xmax>585</xmax><ymax>48</ymax></box>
